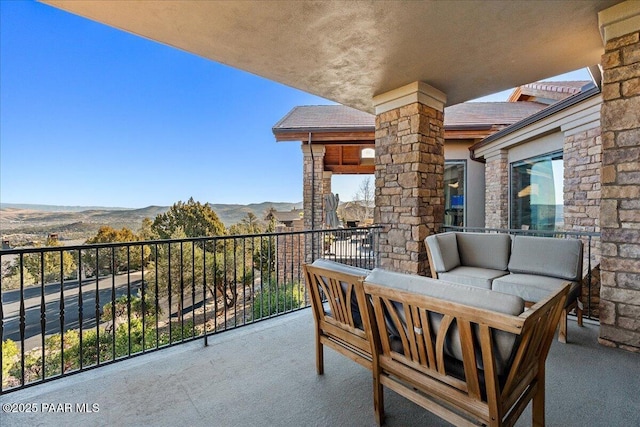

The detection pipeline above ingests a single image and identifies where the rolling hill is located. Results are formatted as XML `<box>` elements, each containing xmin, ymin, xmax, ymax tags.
<box><xmin>0</xmin><ymin>202</ymin><xmax>302</xmax><ymax>244</ymax></box>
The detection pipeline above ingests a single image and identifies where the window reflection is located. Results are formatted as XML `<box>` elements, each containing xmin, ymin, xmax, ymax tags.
<box><xmin>444</xmin><ymin>162</ymin><xmax>465</xmax><ymax>226</ymax></box>
<box><xmin>511</xmin><ymin>152</ymin><xmax>563</xmax><ymax>231</ymax></box>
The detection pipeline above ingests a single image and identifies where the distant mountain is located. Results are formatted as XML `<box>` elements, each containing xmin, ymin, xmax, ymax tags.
<box><xmin>0</xmin><ymin>202</ymin><xmax>302</xmax><ymax>243</ymax></box>
<box><xmin>0</xmin><ymin>203</ymin><xmax>130</xmax><ymax>212</ymax></box>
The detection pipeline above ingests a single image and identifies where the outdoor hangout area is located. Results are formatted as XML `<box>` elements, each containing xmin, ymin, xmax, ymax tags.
<box><xmin>2</xmin><ymin>1</ymin><xmax>639</xmax><ymax>426</ymax></box>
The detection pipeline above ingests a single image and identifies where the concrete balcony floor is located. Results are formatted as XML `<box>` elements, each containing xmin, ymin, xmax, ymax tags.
<box><xmin>2</xmin><ymin>310</ymin><xmax>639</xmax><ymax>427</ymax></box>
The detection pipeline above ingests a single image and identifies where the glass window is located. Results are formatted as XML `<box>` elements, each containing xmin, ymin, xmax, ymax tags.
<box><xmin>444</xmin><ymin>161</ymin><xmax>465</xmax><ymax>227</ymax></box>
<box><xmin>510</xmin><ymin>152</ymin><xmax>563</xmax><ymax>231</ymax></box>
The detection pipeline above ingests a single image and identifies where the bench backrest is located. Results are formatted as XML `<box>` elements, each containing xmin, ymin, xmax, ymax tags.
<box><xmin>303</xmin><ymin>260</ymin><xmax>372</xmax><ymax>367</ymax></box>
<box><xmin>362</xmin><ymin>275</ymin><xmax>569</xmax><ymax>426</ymax></box>
<box><xmin>364</xmin><ymin>269</ymin><xmax>524</xmax><ymax>375</ymax></box>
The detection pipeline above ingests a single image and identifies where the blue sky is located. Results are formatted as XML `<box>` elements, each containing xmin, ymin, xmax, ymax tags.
<box><xmin>0</xmin><ymin>1</ymin><xmax>592</xmax><ymax>209</ymax></box>
<box><xmin>1</xmin><ymin>1</ymin><xmax>336</xmax><ymax>208</ymax></box>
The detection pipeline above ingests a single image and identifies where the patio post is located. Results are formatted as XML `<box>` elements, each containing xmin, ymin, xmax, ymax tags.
<box><xmin>373</xmin><ymin>82</ymin><xmax>446</xmax><ymax>276</ymax></box>
<box><xmin>302</xmin><ymin>143</ymin><xmax>326</xmax><ymax>262</ymax></box>
<box><xmin>598</xmin><ymin>0</ymin><xmax>640</xmax><ymax>352</ymax></box>
<box><xmin>485</xmin><ymin>150</ymin><xmax>510</xmax><ymax>229</ymax></box>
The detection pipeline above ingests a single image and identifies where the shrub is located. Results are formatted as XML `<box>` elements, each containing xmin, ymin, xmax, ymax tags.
<box><xmin>252</xmin><ymin>282</ymin><xmax>305</xmax><ymax>320</ymax></box>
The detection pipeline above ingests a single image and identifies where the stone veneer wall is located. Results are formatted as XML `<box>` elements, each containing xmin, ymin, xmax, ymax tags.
<box><xmin>375</xmin><ymin>102</ymin><xmax>445</xmax><ymax>275</ymax></box>
<box><xmin>484</xmin><ymin>150</ymin><xmax>509</xmax><ymax>229</ymax></box>
<box><xmin>302</xmin><ymin>144</ymin><xmax>325</xmax><ymax>263</ymax></box>
<box><xmin>599</xmin><ymin>29</ymin><xmax>640</xmax><ymax>352</ymax></box>
<box><xmin>276</xmin><ymin>220</ymin><xmax>305</xmax><ymax>285</ymax></box>
<box><xmin>564</xmin><ymin>127</ymin><xmax>602</xmax><ymax>318</ymax></box>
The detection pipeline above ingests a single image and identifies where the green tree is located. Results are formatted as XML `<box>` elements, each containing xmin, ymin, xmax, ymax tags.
<box><xmin>84</xmin><ymin>226</ymin><xmax>149</xmax><ymax>275</ymax></box>
<box><xmin>151</xmin><ymin>197</ymin><xmax>225</xmax><ymax>239</ymax></box>
<box><xmin>21</xmin><ymin>236</ymin><xmax>77</xmax><ymax>285</ymax></box>
<box><xmin>138</xmin><ymin>217</ymin><xmax>157</xmax><ymax>241</ymax></box>
<box><xmin>228</xmin><ymin>212</ymin><xmax>263</xmax><ymax>235</ymax></box>
<box><xmin>2</xmin><ymin>340</ymin><xmax>19</xmax><ymax>385</ymax></box>
<box><xmin>254</xmin><ymin>215</ymin><xmax>277</xmax><ymax>276</ymax></box>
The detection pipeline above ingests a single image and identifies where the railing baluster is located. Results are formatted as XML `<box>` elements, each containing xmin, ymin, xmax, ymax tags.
<box><xmin>191</xmin><ymin>241</ymin><xmax>196</xmax><ymax>338</ymax></box>
<box><xmin>19</xmin><ymin>253</ymin><xmax>26</xmax><ymax>386</ymax></box>
<box><xmin>0</xmin><ymin>270</ymin><xmax>4</xmax><ymax>391</ymax></box>
<box><xmin>203</xmin><ymin>242</ymin><xmax>208</xmax><ymax>346</ymax></box>
<box><xmin>141</xmin><ymin>243</ymin><xmax>146</xmax><ymax>352</ymax></box>
<box><xmin>154</xmin><ymin>243</ymin><xmax>159</xmax><ymax>349</ymax></box>
<box><xmin>232</xmin><ymin>238</ymin><xmax>237</xmax><ymax>327</ymax></box>
<box><xmin>110</xmin><ymin>247</ymin><xmax>116</xmax><ymax>361</ymax></box>
<box><xmin>168</xmin><ymin>243</ymin><xmax>172</xmax><ymax>344</ymax></box>
<box><xmin>179</xmin><ymin>241</ymin><xmax>184</xmax><ymax>342</ymax></box>
<box><xmin>126</xmin><ymin>246</ymin><xmax>131</xmax><ymax>355</ymax></box>
<box><xmin>588</xmin><ymin>235</ymin><xmax>593</xmax><ymax>319</ymax></box>
<box><xmin>40</xmin><ymin>252</ymin><xmax>46</xmax><ymax>381</ymax></box>
<box><xmin>59</xmin><ymin>251</ymin><xmax>65</xmax><ymax>377</ymax></box>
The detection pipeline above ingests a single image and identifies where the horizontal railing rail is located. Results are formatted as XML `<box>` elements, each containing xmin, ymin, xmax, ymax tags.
<box><xmin>1</xmin><ymin>226</ymin><xmax>381</xmax><ymax>394</ymax></box>
<box><xmin>441</xmin><ymin>225</ymin><xmax>601</xmax><ymax>322</ymax></box>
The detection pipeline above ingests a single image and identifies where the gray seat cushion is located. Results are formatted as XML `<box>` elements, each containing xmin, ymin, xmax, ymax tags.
<box><xmin>456</xmin><ymin>232</ymin><xmax>511</xmax><ymax>271</ymax></box>
<box><xmin>425</xmin><ymin>232</ymin><xmax>460</xmax><ymax>272</ymax></box>
<box><xmin>492</xmin><ymin>273</ymin><xmax>580</xmax><ymax>306</ymax></box>
<box><xmin>438</xmin><ymin>266</ymin><xmax>509</xmax><ymax>289</ymax></box>
<box><xmin>365</xmin><ymin>269</ymin><xmax>524</xmax><ymax>375</ymax></box>
<box><xmin>508</xmin><ymin>235</ymin><xmax>583</xmax><ymax>281</ymax></box>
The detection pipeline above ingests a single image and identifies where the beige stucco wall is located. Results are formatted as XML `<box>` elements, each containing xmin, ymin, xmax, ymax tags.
<box><xmin>507</xmin><ymin>131</ymin><xmax>564</xmax><ymax>164</ymax></box>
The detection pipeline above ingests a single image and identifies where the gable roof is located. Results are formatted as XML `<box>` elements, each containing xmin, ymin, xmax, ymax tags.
<box><xmin>472</xmin><ymin>83</ymin><xmax>601</xmax><ymax>152</ymax></box>
<box><xmin>273</xmin><ymin>102</ymin><xmax>547</xmax><ymax>135</ymax></box>
<box><xmin>507</xmin><ymin>80</ymin><xmax>591</xmax><ymax>103</ymax></box>
<box><xmin>273</xmin><ymin>105</ymin><xmax>374</xmax><ymax>133</ymax></box>
<box><xmin>444</xmin><ymin>102</ymin><xmax>547</xmax><ymax>129</ymax></box>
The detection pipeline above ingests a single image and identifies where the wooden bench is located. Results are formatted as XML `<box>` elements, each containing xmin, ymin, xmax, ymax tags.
<box><xmin>303</xmin><ymin>260</ymin><xmax>569</xmax><ymax>427</ymax></box>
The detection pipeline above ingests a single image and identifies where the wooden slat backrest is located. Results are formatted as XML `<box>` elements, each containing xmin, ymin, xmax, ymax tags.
<box><xmin>303</xmin><ymin>263</ymin><xmax>372</xmax><ymax>370</ymax></box>
<box><xmin>362</xmin><ymin>280</ymin><xmax>569</xmax><ymax>426</ymax></box>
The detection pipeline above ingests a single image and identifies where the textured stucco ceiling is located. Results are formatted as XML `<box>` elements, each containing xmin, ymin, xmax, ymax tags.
<box><xmin>42</xmin><ymin>0</ymin><xmax>621</xmax><ymax>113</ymax></box>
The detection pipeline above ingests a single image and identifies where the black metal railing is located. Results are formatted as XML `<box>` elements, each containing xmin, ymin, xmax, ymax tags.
<box><xmin>0</xmin><ymin>226</ymin><xmax>380</xmax><ymax>394</ymax></box>
<box><xmin>441</xmin><ymin>226</ymin><xmax>601</xmax><ymax>321</ymax></box>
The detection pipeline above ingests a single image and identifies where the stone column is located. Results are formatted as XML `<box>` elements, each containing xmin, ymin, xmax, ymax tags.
<box><xmin>302</xmin><ymin>144</ymin><xmax>326</xmax><ymax>231</ymax></box>
<box><xmin>484</xmin><ymin>150</ymin><xmax>509</xmax><ymax>229</ymax></box>
<box><xmin>563</xmin><ymin>121</ymin><xmax>602</xmax><ymax>318</ymax></box>
<box><xmin>373</xmin><ymin>82</ymin><xmax>446</xmax><ymax>275</ymax></box>
<box><xmin>302</xmin><ymin>144</ymin><xmax>325</xmax><ymax>262</ymax></box>
<box><xmin>322</xmin><ymin>171</ymin><xmax>333</xmax><ymax>227</ymax></box>
<box><xmin>322</xmin><ymin>171</ymin><xmax>333</xmax><ymax>200</ymax></box>
<box><xmin>598</xmin><ymin>1</ymin><xmax>640</xmax><ymax>352</ymax></box>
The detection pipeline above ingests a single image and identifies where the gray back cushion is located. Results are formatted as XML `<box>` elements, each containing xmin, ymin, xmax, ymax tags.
<box><xmin>425</xmin><ymin>233</ymin><xmax>460</xmax><ymax>272</ymax></box>
<box><xmin>456</xmin><ymin>233</ymin><xmax>511</xmax><ymax>271</ymax></box>
<box><xmin>508</xmin><ymin>236</ymin><xmax>583</xmax><ymax>281</ymax></box>
<box><xmin>365</xmin><ymin>269</ymin><xmax>524</xmax><ymax>375</ymax></box>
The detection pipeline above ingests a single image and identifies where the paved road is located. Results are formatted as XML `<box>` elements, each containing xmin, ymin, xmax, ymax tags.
<box><xmin>2</xmin><ymin>273</ymin><xmax>143</xmax><ymax>348</ymax></box>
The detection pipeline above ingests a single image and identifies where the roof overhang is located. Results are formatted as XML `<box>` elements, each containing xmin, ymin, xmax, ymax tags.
<box><xmin>472</xmin><ymin>84</ymin><xmax>602</xmax><ymax>159</ymax></box>
<box><xmin>41</xmin><ymin>1</ymin><xmax>622</xmax><ymax>113</ymax></box>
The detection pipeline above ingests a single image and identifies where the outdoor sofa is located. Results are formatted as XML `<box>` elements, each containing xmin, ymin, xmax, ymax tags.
<box><xmin>303</xmin><ymin>259</ymin><xmax>569</xmax><ymax>426</ymax></box>
<box><xmin>425</xmin><ymin>232</ymin><xmax>583</xmax><ymax>343</ymax></box>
